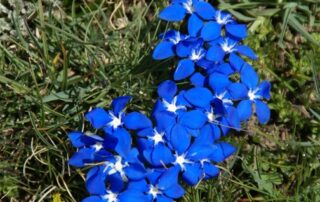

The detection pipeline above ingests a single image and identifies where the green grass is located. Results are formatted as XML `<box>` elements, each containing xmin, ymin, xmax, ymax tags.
<box><xmin>0</xmin><ymin>0</ymin><xmax>320</xmax><ymax>201</ymax></box>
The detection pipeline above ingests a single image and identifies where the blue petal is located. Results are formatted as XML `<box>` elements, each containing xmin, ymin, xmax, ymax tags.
<box><xmin>159</xmin><ymin>4</ymin><xmax>186</xmax><ymax>22</ymax></box>
<box><xmin>118</xmin><ymin>190</ymin><xmax>149</xmax><ymax>202</ymax></box>
<box><xmin>188</xmin><ymin>14</ymin><xmax>203</xmax><ymax>37</ymax></box>
<box><xmin>209</xmin><ymin>144</ymin><xmax>225</xmax><ymax>163</ymax></box>
<box><xmin>194</xmin><ymin>2</ymin><xmax>216</xmax><ymax>20</ymax></box>
<box><xmin>226</xmin><ymin>24</ymin><xmax>247</xmax><ymax>40</ymax></box>
<box><xmin>137</xmin><ymin>127</ymin><xmax>153</xmax><ymax>137</ymax></box>
<box><xmin>174</xmin><ymin>59</ymin><xmax>195</xmax><ymax>80</ymax></box>
<box><xmin>201</xmin><ymin>22</ymin><xmax>221</xmax><ymax>41</ymax></box>
<box><xmin>190</xmin><ymin>72</ymin><xmax>205</xmax><ymax>87</ymax></box>
<box><xmin>179</xmin><ymin>110</ymin><xmax>207</xmax><ymax>129</ymax></box>
<box><xmin>187</xmin><ymin>143</ymin><xmax>214</xmax><ymax>161</ymax></box>
<box><xmin>184</xmin><ymin>87</ymin><xmax>213</xmax><ymax>108</ymax></box>
<box><xmin>151</xmin><ymin>143</ymin><xmax>175</xmax><ymax>166</ymax></box>
<box><xmin>85</xmin><ymin>108</ymin><xmax>111</xmax><ymax>129</ymax></box>
<box><xmin>237</xmin><ymin>45</ymin><xmax>257</xmax><ymax>60</ymax></box>
<box><xmin>206</xmin><ymin>44</ymin><xmax>225</xmax><ymax>62</ymax></box>
<box><xmin>255</xmin><ymin>100</ymin><xmax>270</xmax><ymax>124</ymax></box>
<box><xmin>194</xmin><ymin>124</ymin><xmax>215</xmax><ymax>145</ymax></box>
<box><xmin>157</xmin><ymin>166</ymin><xmax>180</xmax><ymax>190</ymax></box>
<box><xmin>147</xmin><ymin>169</ymin><xmax>164</xmax><ymax>184</ymax></box>
<box><xmin>124</xmin><ymin>163</ymin><xmax>146</xmax><ymax>180</ymax></box>
<box><xmin>208</xmin><ymin>73</ymin><xmax>230</xmax><ymax>94</ymax></box>
<box><xmin>182</xmin><ymin>163</ymin><xmax>202</xmax><ymax>186</ymax></box>
<box><xmin>163</xmin><ymin>183</ymin><xmax>185</xmax><ymax>198</ymax></box>
<box><xmin>82</xmin><ymin>196</ymin><xmax>105</xmax><ymax>202</ymax></box>
<box><xmin>68</xmin><ymin>131</ymin><xmax>84</xmax><ymax>147</ymax></box>
<box><xmin>112</xmin><ymin>128</ymin><xmax>132</xmax><ymax>157</ymax></box>
<box><xmin>103</xmin><ymin>133</ymin><xmax>118</xmax><ymax>150</ymax></box>
<box><xmin>157</xmin><ymin>195</ymin><xmax>173</xmax><ymax>202</ymax></box>
<box><xmin>220</xmin><ymin>117</ymin><xmax>230</xmax><ymax>136</ymax></box>
<box><xmin>229</xmin><ymin>53</ymin><xmax>245</xmax><ymax>71</ymax></box>
<box><xmin>153</xmin><ymin>41</ymin><xmax>175</xmax><ymax>60</ymax></box>
<box><xmin>112</xmin><ymin>96</ymin><xmax>131</xmax><ymax>115</ymax></box>
<box><xmin>216</xmin><ymin>63</ymin><xmax>235</xmax><ymax>75</ymax></box>
<box><xmin>210</xmin><ymin>124</ymin><xmax>221</xmax><ymax>141</ymax></box>
<box><xmin>257</xmin><ymin>81</ymin><xmax>271</xmax><ymax>99</ymax></box>
<box><xmin>196</xmin><ymin>58</ymin><xmax>214</xmax><ymax>69</ymax></box>
<box><xmin>237</xmin><ymin>100</ymin><xmax>253</xmax><ymax>121</ymax></box>
<box><xmin>219</xmin><ymin>142</ymin><xmax>236</xmax><ymax>158</ymax></box>
<box><xmin>228</xmin><ymin>83</ymin><xmax>248</xmax><ymax>100</ymax></box>
<box><xmin>128</xmin><ymin>180</ymin><xmax>149</xmax><ymax>192</ymax></box>
<box><xmin>158</xmin><ymin>80</ymin><xmax>177</xmax><ymax>100</ymax></box>
<box><xmin>125</xmin><ymin>148</ymin><xmax>140</xmax><ymax>163</ymax></box>
<box><xmin>203</xmin><ymin>163</ymin><xmax>220</xmax><ymax>179</ymax></box>
<box><xmin>240</xmin><ymin>63</ymin><xmax>259</xmax><ymax>89</ymax></box>
<box><xmin>68</xmin><ymin>148</ymin><xmax>95</xmax><ymax>167</ymax></box>
<box><xmin>226</xmin><ymin>107</ymin><xmax>241</xmax><ymax>131</ymax></box>
<box><xmin>124</xmin><ymin>112</ymin><xmax>152</xmax><ymax>130</ymax></box>
<box><xmin>86</xmin><ymin>167</ymin><xmax>106</xmax><ymax>195</ymax></box>
<box><xmin>142</xmin><ymin>149</ymin><xmax>152</xmax><ymax>165</ymax></box>
<box><xmin>154</xmin><ymin>111</ymin><xmax>176</xmax><ymax>135</ymax></box>
<box><xmin>170</xmin><ymin>124</ymin><xmax>191</xmax><ymax>154</ymax></box>
<box><xmin>68</xmin><ymin>132</ymin><xmax>102</xmax><ymax>148</ymax></box>
<box><xmin>108</xmin><ymin>172</ymin><xmax>125</xmax><ymax>192</ymax></box>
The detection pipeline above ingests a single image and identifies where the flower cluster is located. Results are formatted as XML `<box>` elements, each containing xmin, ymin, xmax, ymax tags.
<box><xmin>68</xmin><ymin>1</ymin><xmax>271</xmax><ymax>202</ymax></box>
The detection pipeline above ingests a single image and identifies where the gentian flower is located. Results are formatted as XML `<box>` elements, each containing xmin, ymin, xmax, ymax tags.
<box><xmin>82</xmin><ymin>188</ymin><xmax>148</xmax><ymax>202</ymax></box>
<box><xmin>159</xmin><ymin>0</ymin><xmax>216</xmax><ymax>22</ymax></box>
<box><xmin>85</xmin><ymin>147</ymin><xmax>147</xmax><ymax>195</ymax></box>
<box><xmin>236</xmin><ymin>64</ymin><xmax>271</xmax><ymax>124</ymax></box>
<box><xmin>152</xmin><ymin>80</ymin><xmax>189</xmax><ymax>116</ymax></box>
<box><xmin>68</xmin><ymin>1</ymin><xmax>272</xmax><ymax>201</ymax></box>
<box><xmin>173</xmin><ymin>37</ymin><xmax>218</xmax><ymax>80</ymax></box>
<box><xmin>153</xmin><ymin>30</ymin><xmax>188</xmax><ymax>60</ymax></box>
<box><xmin>206</xmin><ymin>37</ymin><xmax>258</xmax><ymax>67</ymax></box>
<box><xmin>85</xmin><ymin>96</ymin><xmax>132</xmax><ymax>134</ymax></box>
<box><xmin>128</xmin><ymin>167</ymin><xmax>185</xmax><ymax>202</ymax></box>
<box><xmin>68</xmin><ymin>132</ymin><xmax>112</xmax><ymax>167</ymax></box>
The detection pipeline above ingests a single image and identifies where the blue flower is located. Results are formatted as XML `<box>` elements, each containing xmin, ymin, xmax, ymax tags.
<box><xmin>68</xmin><ymin>1</ymin><xmax>272</xmax><ymax>201</ymax></box>
<box><xmin>128</xmin><ymin>167</ymin><xmax>185</xmax><ymax>202</ymax></box>
<box><xmin>68</xmin><ymin>132</ymin><xmax>112</xmax><ymax>168</ymax></box>
<box><xmin>138</xmin><ymin>128</ymin><xmax>175</xmax><ymax>167</ymax></box>
<box><xmin>206</xmin><ymin>37</ymin><xmax>257</xmax><ymax>66</ymax></box>
<box><xmin>85</xmin><ymin>148</ymin><xmax>147</xmax><ymax>195</ymax></box>
<box><xmin>152</xmin><ymin>80</ymin><xmax>188</xmax><ymax>116</ymax></box>
<box><xmin>236</xmin><ymin>64</ymin><xmax>271</xmax><ymax>124</ymax></box>
<box><xmin>82</xmin><ymin>188</ymin><xmax>148</xmax><ymax>202</ymax></box>
<box><xmin>169</xmin><ymin>129</ymin><xmax>228</xmax><ymax>185</ymax></box>
<box><xmin>159</xmin><ymin>0</ymin><xmax>216</xmax><ymax>22</ymax></box>
<box><xmin>85</xmin><ymin>96</ymin><xmax>131</xmax><ymax>132</ymax></box>
<box><xmin>153</xmin><ymin>30</ymin><xmax>188</xmax><ymax>60</ymax></box>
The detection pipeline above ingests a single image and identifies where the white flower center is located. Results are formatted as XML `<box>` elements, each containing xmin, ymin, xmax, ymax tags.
<box><xmin>190</xmin><ymin>48</ymin><xmax>205</xmax><ymax>61</ymax></box>
<box><xmin>174</xmin><ymin>153</ymin><xmax>192</xmax><ymax>171</ymax></box>
<box><xmin>149</xmin><ymin>129</ymin><xmax>165</xmax><ymax>145</ymax></box>
<box><xmin>108</xmin><ymin>111</ymin><xmax>123</xmax><ymax>129</ymax></box>
<box><xmin>216</xmin><ymin>11</ymin><xmax>232</xmax><ymax>25</ymax></box>
<box><xmin>149</xmin><ymin>185</ymin><xmax>162</xmax><ymax>199</ymax></box>
<box><xmin>216</xmin><ymin>91</ymin><xmax>233</xmax><ymax>105</ymax></box>
<box><xmin>206</xmin><ymin>108</ymin><xmax>216</xmax><ymax>123</ymax></box>
<box><xmin>162</xmin><ymin>96</ymin><xmax>186</xmax><ymax>114</ymax></box>
<box><xmin>102</xmin><ymin>191</ymin><xmax>118</xmax><ymax>202</ymax></box>
<box><xmin>248</xmin><ymin>88</ymin><xmax>260</xmax><ymax>101</ymax></box>
<box><xmin>169</xmin><ymin>32</ymin><xmax>181</xmax><ymax>45</ymax></box>
<box><xmin>107</xmin><ymin>156</ymin><xmax>129</xmax><ymax>182</ymax></box>
<box><xmin>182</xmin><ymin>0</ymin><xmax>194</xmax><ymax>14</ymax></box>
<box><xmin>220</xmin><ymin>40</ymin><xmax>237</xmax><ymax>53</ymax></box>
<box><xmin>200</xmin><ymin>158</ymin><xmax>210</xmax><ymax>166</ymax></box>
<box><xmin>92</xmin><ymin>143</ymin><xmax>103</xmax><ymax>151</ymax></box>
